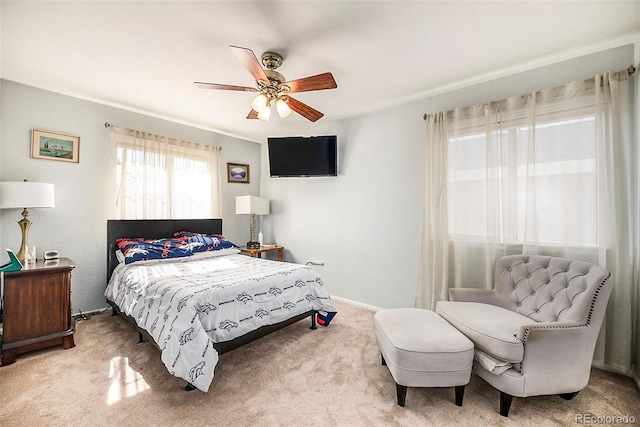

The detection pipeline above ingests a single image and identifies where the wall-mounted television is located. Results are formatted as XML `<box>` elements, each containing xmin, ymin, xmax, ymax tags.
<box><xmin>267</xmin><ymin>135</ymin><xmax>338</xmax><ymax>177</ymax></box>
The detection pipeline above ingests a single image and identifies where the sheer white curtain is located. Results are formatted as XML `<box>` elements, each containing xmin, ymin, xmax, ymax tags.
<box><xmin>593</xmin><ymin>71</ymin><xmax>634</xmax><ymax>373</ymax></box>
<box><xmin>109</xmin><ymin>125</ymin><xmax>222</xmax><ymax>219</ymax></box>
<box><xmin>418</xmin><ymin>70</ymin><xmax>635</xmax><ymax>374</ymax></box>
<box><xmin>417</xmin><ymin>112</ymin><xmax>451</xmax><ymax>306</ymax></box>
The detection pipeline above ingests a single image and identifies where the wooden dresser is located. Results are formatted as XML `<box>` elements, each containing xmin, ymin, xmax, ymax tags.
<box><xmin>1</xmin><ymin>257</ymin><xmax>75</xmax><ymax>366</ymax></box>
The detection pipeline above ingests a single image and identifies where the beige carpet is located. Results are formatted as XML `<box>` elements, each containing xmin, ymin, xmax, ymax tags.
<box><xmin>1</xmin><ymin>300</ymin><xmax>638</xmax><ymax>426</ymax></box>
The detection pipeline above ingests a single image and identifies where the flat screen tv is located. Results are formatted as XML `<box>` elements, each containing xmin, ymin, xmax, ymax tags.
<box><xmin>267</xmin><ymin>135</ymin><xmax>338</xmax><ymax>177</ymax></box>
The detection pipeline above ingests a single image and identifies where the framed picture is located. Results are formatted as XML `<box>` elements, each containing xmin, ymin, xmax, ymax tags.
<box><xmin>31</xmin><ymin>129</ymin><xmax>80</xmax><ymax>163</ymax></box>
<box><xmin>227</xmin><ymin>162</ymin><xmax>250</xmax><ymax>183</ymax></box>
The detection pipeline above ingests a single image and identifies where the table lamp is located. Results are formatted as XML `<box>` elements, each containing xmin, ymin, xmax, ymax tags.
<box><xmin>0</xmin><ymin>180</ymin><xmax>55</xmax><ymax>263</ymax></box>
<box><xmin>235</xmin><ymin>195</ymin><xmax>269</xmax><ymax>249</ymax></box>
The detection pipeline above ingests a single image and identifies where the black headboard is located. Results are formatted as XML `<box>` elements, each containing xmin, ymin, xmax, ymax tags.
<box><xmin>106</xmin><ymin>218</ymin><xmax>223</xmax><ymax>283</ymax></box>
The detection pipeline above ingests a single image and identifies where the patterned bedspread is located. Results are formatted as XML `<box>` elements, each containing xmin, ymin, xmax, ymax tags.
<box><xmin>105</xmin><ymin>252</ymin><xmax>337</xmax><ymax>392</ymax></box>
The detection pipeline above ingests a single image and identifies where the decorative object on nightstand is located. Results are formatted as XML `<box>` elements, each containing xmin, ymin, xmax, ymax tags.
<box><xmin>236</xmin><ymin>195</ymin><xmax>269</xmax><ymax>249</ymax></box>
<box><xmin>0</xmin><ymin>180</ymin><xmax>55</xmax><ymax>263</ymax></box>
<box><xmin>44</xmin><ymin>250</ymin><xmax>60</xmax><ymax>260</ymax></box>
<box><xmin>0</xmin><ymin>257</ymin><xmax>76</xmax><ymax>366</ymax></box>
<box><xmin>0</xmin><ymin>249</ymin><xmax>22</xmax><ymax>272</ymax></box>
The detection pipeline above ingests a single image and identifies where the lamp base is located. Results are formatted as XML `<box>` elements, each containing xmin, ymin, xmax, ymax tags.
<box><xmin>17</xmin><ymin>210</ymin><xmax>32</xmax><ymax>264</ymax></box>
<box><xmin>246</xmin><ymin>241</ymin><xmax>261</xmax><ymax>249</ymax></box>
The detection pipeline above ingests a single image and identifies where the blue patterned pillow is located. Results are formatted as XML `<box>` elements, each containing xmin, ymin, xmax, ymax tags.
<box><xmin>116</xmin><ymin>237</ymin><xmax>194</xmax><ymax>264</ymax></box>
<box><xmin>173</xmin><ymin>231</ymin><xmax>238</xmax><ymax>253</ymax></box>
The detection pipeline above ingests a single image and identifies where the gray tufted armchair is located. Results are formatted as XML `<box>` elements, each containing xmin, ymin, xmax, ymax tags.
<box><xmin>436</xmin><ymin>255</ymin><xmax>611</xmax><ymax>417</ymax></box>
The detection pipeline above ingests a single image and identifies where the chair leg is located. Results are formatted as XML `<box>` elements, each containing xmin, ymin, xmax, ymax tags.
<box><xmin>396</xmin><ymin>383</ymin><xmax>407</xmax><ymax>407</ymax></box>
<box><xmin>499</xmin><ymin>392</ymin><xmax>513</xmax><ymax>417</ymax></box>
<box><xmin>559</xmin><ymin>391</ymin><xmax>579</xmax><ymax>401</ymax></box>
<box><xmin>454</xmin><ymin>385</ymin><xmax>465</xmax><ymax>406</ymax></box>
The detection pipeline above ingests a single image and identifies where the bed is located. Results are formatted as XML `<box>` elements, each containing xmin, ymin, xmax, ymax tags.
<box><xmin>105</xmin><ymin>219</ymin><xmax>337</xmax><ymax>392</ymax></box>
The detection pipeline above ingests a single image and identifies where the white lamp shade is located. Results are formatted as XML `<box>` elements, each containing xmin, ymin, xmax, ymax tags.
<box><xmin>0</xmin><ymin>181</ymin><xmax>55</xmax><ymax>209</ymax></box>
<box><xmin>257</xmin><ymin>105</ymin><xmax>271</xmax><ymax>122</ymax></box>
<box><xmin>250</xmin><ymin>93</ymin><xmax>269</xmax><ymax>112</ymax></box>
<box><xmin>276</xmin><ymin>98</ymin><xmax>292</xmax><ymax>118</ymax></box>
<box><xmin>235</xmin><ymin>195</ymin><xmax>269</xmax><ymax>215</ymax></box>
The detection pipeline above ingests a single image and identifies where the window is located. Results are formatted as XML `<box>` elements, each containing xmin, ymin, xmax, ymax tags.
<box><xmin>111</xmin><ymin>127</ymin><xmax>221</xmax><ymax>219</ymax></box>
<box><xmin>447</xmin><ymin>95</ymin><xmax>598</xmax><ymax>246</ymax></box>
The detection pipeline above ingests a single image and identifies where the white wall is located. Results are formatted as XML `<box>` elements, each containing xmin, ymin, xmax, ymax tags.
<box><xmin>0</xmin><ymin>80</ymin><xmax>261</xmax><ymax>313</ymax></box>
<box><xmin>261</xmin><ymin>44</ymin><xmax>635</xmax><ymax>310</ymax></box>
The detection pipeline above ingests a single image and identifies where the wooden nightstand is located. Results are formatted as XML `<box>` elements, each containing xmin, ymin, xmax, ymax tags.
<box><xmin>1</xmin><ymin>258</ymin><xmax>76</xmax><ymax>366</ymax></box>
<box><xmin>239</xmin><ymin>246</ymin><xmax>284</xmax><ymax>262</ymax></box>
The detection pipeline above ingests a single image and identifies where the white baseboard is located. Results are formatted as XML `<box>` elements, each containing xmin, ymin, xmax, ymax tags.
<box><xmin>72</xmin><ymin>307</ymin><xmax>111</xmax><ymax>319</ymax></box>
<box><xmin>331</xmin><ymin>295</ymin><xmax>382</xmax><ymax>312</ymax></box>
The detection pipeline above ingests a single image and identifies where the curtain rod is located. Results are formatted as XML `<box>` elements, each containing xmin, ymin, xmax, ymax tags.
<box><xmin>105</xmin><ymin>122</ymin><xmax>133</xmax><ymax>132</ymax></box>
<box><xmin>104</xmin><ymin>122</ymin><xmax>130</xmax><ymax>134</ymax></box>
<box><xmin>423</xmin><ymin>64</ymin><xmax>636</xmax><ymax>121</ymax></box>
<box><xmin>104</xmin><ymin>122</ymin><xmax>118</xmax><ymax>129</ymax></box>
<box><xmin>104</xmin><ymin>122</ymin><xmax>222</xmax><ymax>151</ymax></box>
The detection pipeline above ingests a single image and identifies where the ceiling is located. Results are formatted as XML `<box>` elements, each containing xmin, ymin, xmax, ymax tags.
<box><xmin>1</xmin><ymin>1</ymin><xmax>639</xmax><ymax>143</ymax></box>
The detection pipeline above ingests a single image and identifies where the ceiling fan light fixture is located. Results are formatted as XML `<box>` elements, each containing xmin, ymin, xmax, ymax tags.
<box><xmin>276</xmin><ymin>98</ymin><xmax>292</xmax><ymax>118</ymax></box>
<box><xmin>196</xmin><ymin>46</ymin><xmax>337</xmax><ymax>123</ymax></box>
<box><xmin>250</xmin><ymin>93</ymin><xmax>269</xmax><ymax>112</ymax></box>
<box><xmin>257</xmin><ymin>104</ymin><xmax>271</xmax><ymax>122</ymax></box>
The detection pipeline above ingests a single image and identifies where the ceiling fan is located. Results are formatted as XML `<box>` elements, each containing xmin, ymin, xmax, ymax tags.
<box><xmin>195</xmin><ymin>45</ymin><xmax>337</xmax><ymax>122</ymax></box>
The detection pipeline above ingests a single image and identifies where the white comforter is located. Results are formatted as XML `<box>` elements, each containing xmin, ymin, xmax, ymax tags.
<box><xmin>105</xmin><ymin>251</ymin><xmax>336</xmax><ymax>392</ymax></box>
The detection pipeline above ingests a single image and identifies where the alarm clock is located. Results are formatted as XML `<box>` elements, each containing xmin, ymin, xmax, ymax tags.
<box><xmin>44</xmin><ymin>250</ymin><xmax>59</xmax><ymax>260</ymax></box>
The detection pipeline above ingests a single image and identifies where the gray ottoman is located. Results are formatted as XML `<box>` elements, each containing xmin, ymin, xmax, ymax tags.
<box><xmin>374</xmin><ymin>308</ymin><xmax>474</xmax><ymax>407</ymax></box>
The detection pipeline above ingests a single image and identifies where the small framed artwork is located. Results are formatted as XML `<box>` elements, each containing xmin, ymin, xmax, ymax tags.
<box><xmin>31</xmin><ymin>129</ymin><xmax>80</xmax><ymax>163</ymax></box>
<box><xmin>227</xmin><ymin>162</ymin><xmax>250</xmax><ymax>183</ymax></box>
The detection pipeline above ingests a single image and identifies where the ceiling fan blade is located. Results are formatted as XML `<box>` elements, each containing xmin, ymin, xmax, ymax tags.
<box><xmin>194</xmin><ymin>82</ymin><xmax>257</xmax><ymax>92</ymax></box>
<box><xmin>246</xmin><ymin>109</ymin><xmax>259</xmax><ymax>119</ymax></box>
<box><xmin>283</xmin><ymin>72</ymin><xmax>337</xmax><ymax>93</ymax></box>
<box><xmin>229</xmin><ymin>45</ymin><xmax>269</xmax><ymax>83</ymax></box>
<box><xmin>285</xmin><ymin>96</ymin><xmax>324</xmax><ymax>122</ymax></box>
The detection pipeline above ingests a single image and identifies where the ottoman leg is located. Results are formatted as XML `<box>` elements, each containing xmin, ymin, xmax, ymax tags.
<box><xmin>381</xmin><ymin>354</ymin><xmax>386</xmax><ymax>366</ymax></box>
<box><xmin>455</xmin><ymin>385</ymin><xmax>465</xmax><ymax>406</ymax></box>
<box><xmin>396</xmin><ymin>383</ymin><xmax>407</xmax><ymax>407</ymax></box>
